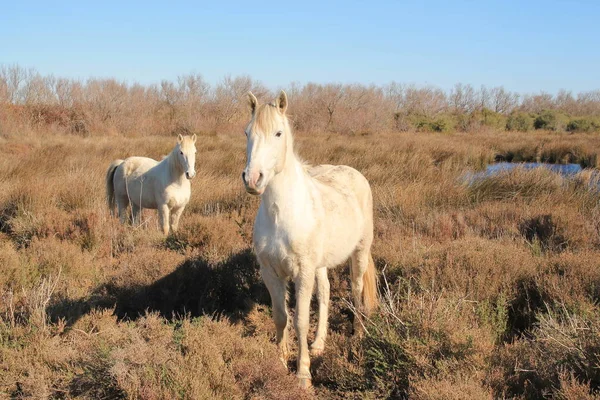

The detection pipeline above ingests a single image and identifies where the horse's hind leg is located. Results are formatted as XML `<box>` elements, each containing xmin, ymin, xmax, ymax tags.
<box><xmin>132</xmin><ymin>204</ymin><xmax>142</xmax><ymax>226</ymax></box>
<box><xmin>350</xmin><ymin>246</ymin><xmax>370</xmax><ymax>334</ymax></box>
<box><xmin>116</xmin><ymin>195</ymin><xmax>130</xmax><ymax>224</ymax></box>
<box><xmin>260</xmin><ymin>262</ymin><xmax>289</xmax><ymax>368</ymax></box>
<box><xmin>311</xmin><ymin>267</ymin><xmax>330</xmax><ymax>356</ymax></box>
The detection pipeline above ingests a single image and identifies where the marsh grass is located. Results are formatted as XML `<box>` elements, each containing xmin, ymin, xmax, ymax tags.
<box><xmin>1</xmin><ymin>130</ymin><xmax>600</xmax><ymax>398</ymax></box>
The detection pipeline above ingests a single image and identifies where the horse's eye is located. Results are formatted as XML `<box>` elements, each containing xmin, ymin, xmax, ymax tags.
<box><xmin>275</xmin><ymin>131</ymin><xmax>282</xmax><ymax>137</ymax></box>
<box><xmin>180</xmin><ymin>151</ymin><xmax>183</xmax><ymax>155</ymax></box>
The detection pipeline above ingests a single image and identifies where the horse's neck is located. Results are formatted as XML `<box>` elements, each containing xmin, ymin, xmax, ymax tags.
<box><xmin>166</xmin><ymin>150</ymin><xmax>185</xmax><ymax>184</ymax></box>
<box><xmin>262</xmin><ymin>152</ymin><xmax>313</xmax><ymax>223</ymax></box>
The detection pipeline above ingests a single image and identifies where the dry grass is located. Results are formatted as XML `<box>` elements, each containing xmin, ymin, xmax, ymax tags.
<box><xmin>1</xmin><ymin>128</ymin><xmax>600</xmax><ymax>399</ymax></box>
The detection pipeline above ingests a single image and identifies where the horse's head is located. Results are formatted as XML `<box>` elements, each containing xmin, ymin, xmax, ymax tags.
<box><xmin>242</xmin><ymin>90</ymin><xmax>290</xmax><ymax>195</ymax></box>
<box><xmin>176</xmin><ymin>134</ymin><xmax>197</xmax><ymax>179</ymax></box>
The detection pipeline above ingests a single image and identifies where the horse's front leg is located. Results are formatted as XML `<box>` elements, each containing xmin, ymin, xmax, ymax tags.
<box><xmin>158</xmin><ymin>204</ymin><xmax>170</xmax><ymax>235</ymax></box>
<box><xmin>294</xmin><ymin>267</ymin><xmax>316</xmax><ymax>389</ymax></box>
<box><xmin>169</xmin><ymin>206</ymin><xmax>185</xmax><ymax>233</ymax></box>
<box><xmin>311</xmin><ymin>267</ymin><xmax>330</xmax><ymax>356</ymax></box>
<box><xmin>260</xmin><ymin>263</ymin><xmax>290</xmax><ymax>367</ymax></box>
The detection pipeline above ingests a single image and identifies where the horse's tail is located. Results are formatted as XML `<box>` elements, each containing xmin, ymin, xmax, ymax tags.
<box><xmin>362</xmin><ymin>253</ymin><xmax>378</xmax><ymax>315</ymax></box>
<box><xmin>106</xmin><ymin>159</ymin><xmax>124</xmax><ymax>216</ymax></box>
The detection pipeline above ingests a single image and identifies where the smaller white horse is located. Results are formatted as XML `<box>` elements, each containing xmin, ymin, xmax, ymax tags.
<box><xmin>242</xmin><ymin>91</ymin><xmax>378</xmax><ymax>389</ymax></box>
<box><xmin>106</xmin><ymin>134</ymin><xmax>197</xmax><ymax>235</ymax></box>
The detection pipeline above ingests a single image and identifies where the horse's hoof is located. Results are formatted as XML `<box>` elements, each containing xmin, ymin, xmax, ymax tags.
<box><xmin>311</xmin><ymin>337</ymin><xmax>325</xmax><ymax>356</ymax></box>
<box><xmin>298</xmin><ymin>377</ymin><xmax>312</xmax><ymax>389</ymax></box>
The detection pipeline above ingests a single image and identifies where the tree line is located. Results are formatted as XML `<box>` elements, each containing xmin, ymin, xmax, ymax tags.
<box><xmin>1</xmin><ymin>64</ymin><xmax>599</xmax><ymax>136</ymax></box>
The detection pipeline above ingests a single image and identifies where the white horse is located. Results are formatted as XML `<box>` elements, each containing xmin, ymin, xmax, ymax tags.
<box><xmin>242</xmin><ymin>91</ymin><xmax>378</xmax><ymax>388</ymax></box>
<box><xmin>106</xmin><ymin>134</ymin><xmax>197</xmax><ymax>235</ymax></box>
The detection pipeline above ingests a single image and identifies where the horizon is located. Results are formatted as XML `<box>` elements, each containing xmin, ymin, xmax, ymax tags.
<box><xmin>2</xmin><ymin>1</ymin><xmax>600</xmax><ymax>94</ymax></box>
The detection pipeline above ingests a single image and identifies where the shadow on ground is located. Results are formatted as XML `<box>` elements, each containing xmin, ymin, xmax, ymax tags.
<box><xmin>47</xmin><ymin>249</ymin><xmax>271</xmax><ymax>326</ymax></box>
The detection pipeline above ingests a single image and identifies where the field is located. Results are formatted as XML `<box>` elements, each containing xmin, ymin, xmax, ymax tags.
<box><xmin>1</xmin><ymin>124</ymin><xmax>600</xmax><ymax>399</ymax></box>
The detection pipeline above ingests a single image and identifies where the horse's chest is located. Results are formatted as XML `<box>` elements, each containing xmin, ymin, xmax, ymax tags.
<box><xmin>254</xmin><ymin>213</ymin><xmax>312</xmax><ymax>279</ymax></box>
<box><xmin>164</xmin><ymin>184</ymin><xmax>190</xmax><ymax>209</ymax></box>
<box><xmin>260</xmin><ymin>239</ymin><xmax>298</xmax><ymax>278</ymax></box>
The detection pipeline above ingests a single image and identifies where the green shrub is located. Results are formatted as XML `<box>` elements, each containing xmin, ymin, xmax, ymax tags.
<box><xmin>429</xmin><ymin>114</ymin><xmax>456</xmax><ymax>132</ymax></box>
<box><xmin>474</xmin><ymin>108</ymin><xmax>507</xmax><ymax>130</ymax></box>
<box><xmin>455</xmin><ymin>113</ymin><xmax>472</xmax><ymax>132</ymax></box>
<box><xmin>566</xmin><ymin>118</ymin><xmax>600</xmax><ymax>133</ymax></box>
<box><xmin>364</xmin><ymin>333</ymin><xmax>412</xmax><ymax>398</ymax></box>
<box><xmin>506</xmin><ymin>112</ymin><xmax>534</xmax><ymax>132</ymax></box>
<box><xmin>406</xmin><ymin>113</ymin><xmax>456</xmax><ymax>133</ymax></box>
<box><xmin>533</xmin><ymin>110</ymin><xmax>568</xmax><ymax>131</ymax></box>
<box><xmin>454</xmin><ymin>109</ymin><xmax>506</xmax><ymax>132</ymax></box>
<box><xmin>409</xmin><ymin>114</ymin><xmax>430</xmax><ymax>131</ymax></box>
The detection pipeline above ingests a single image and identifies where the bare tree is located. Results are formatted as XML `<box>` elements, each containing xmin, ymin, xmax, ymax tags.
<box><xmin>85</xmin><ymin>79</ymin><xmax>129</xmax><ymax>124</ymax></box>
<box><xmin>0</xmin><ymin>64</ymin><xmax>34</xmax><ymax>103</ymax></box>
<box><xmin>178</xmin><ymin>73</ymin><xmax>210</xmax><ymax>105</ymax></box>
<box><xmin>403</xmin><ymin>85</ymin><xmax>447</xmax><ymax>116</ymax></box>
<box><xmin>318</xmin><ymin>84</ymin><xmax>344</xmax><ymax>129</ymax></box>
<box><xmin>23</xmin><ymin>74</ymin><xmax>57</xmax><ymax>105</ymax></box>
<box><xmin>488</xmin><ymin>86</ymin><xmax>519</xmax><ymax>114</ymax></box>
<box><xmin>449</xmin><ymin>83</ymin><xmax>478</xmax><ymax>114</ymax></box>
<box><xmin>479</xmin><ymin>85</ymin><xmax>490</xmax><ymax>111</ymax></box>
<box><xmin>520</xmin><ymin>92</ymin><xmax>555</xmax><ymax>113</ymax></box>
<box><xmin>212</xmin><ymin>75</ymin><xmax>269</xmax><ymax>127</ymax></box>
<box><xmin>54</xmin><ymin>78</ymin><xmax>76</xmax><ymax>107</ymax></box>
<box><xmin>577</xmin><ymin>90</ymin><xmax>600</xmax><ymax>116</ymax></box>
<box><xmin>384</xmin><ymin>81</ymin><xmax>406</xmax><ymax>112</ymax></box>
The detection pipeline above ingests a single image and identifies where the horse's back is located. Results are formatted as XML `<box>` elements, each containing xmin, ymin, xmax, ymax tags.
<box><xmin>308</xmin><ymin>164</ymin><xmax>372</xmax><ymax>209</ymax></box>
<box><xmin>119</xmin><ymin>156</ymin><xmax>159</xmax><ymax>178</ymax></box>
<box><xmin>112</xmin><ymin>156</ymin><xmax>160</xmax><ymax>206</ymax></box>
<box><xmin>308</xmin><ymin>164</ymin><xmax>368</xmax><ymax>185</ymax></box>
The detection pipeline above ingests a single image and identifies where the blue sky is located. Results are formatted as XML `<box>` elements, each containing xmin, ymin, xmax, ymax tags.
<box><xmin>1</xmin><ymin>0</ymin><xmax>599</xmax><ymax>93</ymax></box>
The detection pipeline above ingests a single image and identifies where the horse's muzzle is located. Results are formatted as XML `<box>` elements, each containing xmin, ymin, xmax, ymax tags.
<box><xmin>242</xmin><ymin>171</ymin><xmax>264</xmax><ymax>195</ymax></box>
<box><xmin>245</xmin><ymin>186</ymin><xmax>264</xmax><ymax>195</ymax></box>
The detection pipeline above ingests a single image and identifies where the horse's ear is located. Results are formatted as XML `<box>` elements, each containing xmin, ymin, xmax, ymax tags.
<box><xmin>177</xmin><ymin>134</ymin><xmax>183</xmax><ymax>143</ymax></box>
<box><xmin>191</xmin><ymin>134</ymin><xmax>197</xmax><ymax>143</ymax></box>
<box><xmin>275</xmin><ymin>90</ymin><xmax>288</xmax><ymax>114</ymax></box>
<box><xmin>247</xmin><ymin>92</ymin><xmax>258</xmax><ymax>114</ymax></box>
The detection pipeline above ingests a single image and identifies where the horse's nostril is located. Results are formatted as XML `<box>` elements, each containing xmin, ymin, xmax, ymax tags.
<box><xmin>257</xmin><ymin>172</ymin><xmax>264</xmax><ymax>185</ymax></box>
